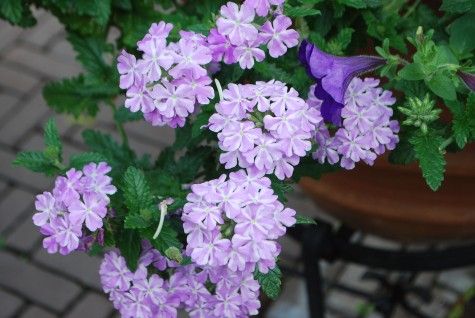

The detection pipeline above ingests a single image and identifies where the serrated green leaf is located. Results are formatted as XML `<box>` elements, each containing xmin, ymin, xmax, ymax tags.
<box><xmin>114</xmin><ymin>107</ymin><xmax>143</xmax><ymax>123</ymax></box>
<box><xmin>284</xmin><ymin>4</ymin><xmax>320</xmax><ymax>17</ymax></box>
<box><xmin>255</xmin><ymin>266</ymin><xmax>282</xmax><ymax>300</ymax></box>
<box><xmin>117</xmin><ymin>229</ymin><xmax>141</xmax><ymax>271</ymax></box>
<box><xmin>124</xmin><ymin>214</ymin><xmax>150</xmax><ymax>229</ymax></box>
<box><xmin>82</xmin><ymin>130</ymin><xmax>134</xmax><ymax>168</ymax></box>
<box><xmin>43</xmin><ymin>118</ymin><xmax>62</xmax><ymax>162</ymax></box>
<box><xmin>338</xmin><ymin>0</ymin><xmax>367</xmax><ymax>8</ymax></box>
<box><xmin>0</xmin><ymin>0</ymin><xmax>22</xmax><ymax>23</ymax></box>
<box><xmin>440</xmin><ymin>0</ymin><xmax>473</xmax><ymax>13</ymax></box>
<box><xmin>398</xmin><ymin>63</ymin><xmax>426</xmax><ymax>81</ymax></box>
<box><xmin>270</xmin><ymin>177</ymin><xmax>293</xmax><ymax>203</ymax></box>
<box><xmin>295</xmin><ymin>215</ymin><xmax>317</xmax><ymax>225</ymax></box>
<box><xmin>13</xmin><ymin>151</ymin><xmax>60</xmax><ymax>176</ymax></box>
<box><xmin>122</xmin><ymin>167</ymin><xmax>154</xmax><ymax>215</ymax></box>
<box><xmin>146</xmin><ymin>221</ymin><xmax>182</xmax><ymax>254</ymax></box>
<box><xmin>67</xmin><ymin>33</ymin><xmax>112</xmax><ymax>78</ymax></box>
<box><xmin>69</xmin><ymin>152</ymin><xmax>107</xmax><ymax>169</ymax></box>
<box><xmin>43</xmin><ymin>75</ymin><xmax>117</xmax><ymax>118</ymax></box>
<box><xmin>426</xmin><ymin>72</ymin><xmax>457</xmax><ymax>101</ymax></box>
<box><xmin>410</xmin><ymin>130</ymin><xmax>446</xmax><ymax>191</ymax></box>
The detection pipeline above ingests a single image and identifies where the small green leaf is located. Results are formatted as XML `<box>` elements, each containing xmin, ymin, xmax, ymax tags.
<box><xmin>43</xmin><ymin>118</ymin><xmax>62</xmax><ymax>162</ymax></box>
<box><xmin>284</xmin><ymin>4</ymin><xmax>320</xmax><ymax>17</ymax></box>
<box><xmin>122</xmin><ymin>167</ymin><xmax>154</xmax><ymax>215</ymax></box>
<box><xmin>13</xmin><ymin>151</ymin><xmax>61</xmax><ymax>176</ymax></box>
<box><xmin>255</xmin><ymin>266</ymin><xmax>282</xmax><ymax>300</ymax></box>
<box><xmin>398</xmin><ymin>63</ymin><xmax>426</xmax><ymax>81</ymax></box>
<box><xmin>410</xmin><ymin>130</ymin><xmax>446</xmax><ymax>190</ymax></box>
<box><xmin>165</xmin><ymin>246</ymin><xmax>183</xmax><ymax>263</ymax></box>
<box><xmin>295</xmin><ymin>215</ymin><xmax>317</xmax><ymax>225</ymax></box>
<box><xmin>117</xmin><ymin>229</ymin><xmax>141</xmax><ymax>271</ymax></box>
<box><xmin>124</xmin><ymin>214</ymin><xmax>150</xmax><ymax>229</ymax></box>
<box><xmin>69</xmin><ymin>152</ymin><xmax>107</xmax><ymax>169</ymax></box>
<box><xmin>426</xmin><ymin>72</ymin><xmax>457</xmax><ymax>101</ymax></box>
<box><xmin>114</xmin><ymin>107</ymin><xmax>143</xmax><ymax>123</ymax></box>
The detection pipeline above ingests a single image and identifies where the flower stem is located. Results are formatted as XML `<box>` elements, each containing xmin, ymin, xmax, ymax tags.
<box><xmin>439</xmin><ymin>136</ymin><xmax>454</xmax><ymax>151</ymax></box>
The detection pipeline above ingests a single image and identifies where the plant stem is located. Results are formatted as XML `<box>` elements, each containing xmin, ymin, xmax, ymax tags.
<box><xmin>403</xmin><ymin>0</ymin><xmax>421</xmax><ymax>18</ymax></box>
<box><xmin>107</xmin><ymin>101</ymin><xmax>129</xmax><ymax>147</ymax></box>
<box><xmin>439</xmin><ymin>136</ymin><xmax>454</xmax><ymax>151</ymax></box>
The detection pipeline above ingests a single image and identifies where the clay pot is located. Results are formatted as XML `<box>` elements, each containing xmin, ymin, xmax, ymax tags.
<box><xmin>299</xmin><ymin>146</ymin><xmax>475</xmax><ymax>242</ymax></box>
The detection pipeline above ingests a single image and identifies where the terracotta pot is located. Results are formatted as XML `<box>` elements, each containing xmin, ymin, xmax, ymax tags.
<box><xmin>299</xmin><ymin>146</ymin><xmax>475</xmax><ymax>242</ymax></box>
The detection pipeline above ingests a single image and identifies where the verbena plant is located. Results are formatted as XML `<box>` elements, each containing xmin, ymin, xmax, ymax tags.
<box><xmin>2</xmin><ymin>0</ymin><xmax>475</xmax><ymax>316</ymax></box>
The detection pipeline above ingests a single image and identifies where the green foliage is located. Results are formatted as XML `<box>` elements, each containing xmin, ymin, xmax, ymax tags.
<box><xmin>399</xmin><ymin>95</ymin><xmax>441</xmax><ymax>134</ymax></box>
<box><xmin>295</xmin><ymin>215</ymin><xmax>318</xmax><ymax>225</ymax></box>
<box><xmin>114</xmin><ymin>107</ymin><xmax>143</xmax><ymax>124</ymax></box>
<box><xmin>121</xmin><ymin>167</ymin><xmax>153</xmax><ymax>215</ymax></box>
<box><xmin>410</xmin><ymin>130</ymin><xmax>446</xmax><ymax>191</ymax></box>
<box><xmin>255</xmin><ymin>266</ymin><xmax>282</xmax><ymax>300</ymax></box>
<box><xmin>117</xmin><ymin>229</ymin><xmax>141</xmax><ymax>270</ymax></box>
<box><xmin>69</xmin><ymin>152</ymin><xmax>108</xmax><ymax>169</ymax></box>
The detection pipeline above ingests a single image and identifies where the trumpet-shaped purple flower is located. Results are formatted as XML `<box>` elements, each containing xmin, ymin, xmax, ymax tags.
<box><xmin>458</xmin><ymin>71</ymin><xmax>475</xmax><ymax>92</ymax></box>
<box><xmin>299</xmin><ymin>40</ymin><xmax>386</xmax><ymax>125</ymax></box>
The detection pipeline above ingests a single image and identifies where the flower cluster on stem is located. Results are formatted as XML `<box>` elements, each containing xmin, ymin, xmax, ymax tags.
<box><xmin>33</xmin><ymin>162</ymin><xmax>116</xmax><ymax>255</ymax></box>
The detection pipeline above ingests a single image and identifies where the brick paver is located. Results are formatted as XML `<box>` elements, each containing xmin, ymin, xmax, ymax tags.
<box><xmin>0</xmin><ymin>8</ymin><xmax>474</xmax><ymax>318</ymax></box>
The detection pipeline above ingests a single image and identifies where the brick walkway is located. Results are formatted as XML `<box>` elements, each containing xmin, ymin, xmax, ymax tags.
<box><xmin>0</xmin><ymin>10</ymin><xmax>473</xmax><ymax>318</ymax></box>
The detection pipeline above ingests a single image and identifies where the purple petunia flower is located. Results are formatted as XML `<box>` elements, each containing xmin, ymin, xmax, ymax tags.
<box><xmin>458</xmin><ymin>70</ymin><xmax>475</xmax><ymax>92</ymax></box>
<box><xmin>299</xmin><ymin>40</ymin><xmax>386</xmax><ymax>125</ymax></box>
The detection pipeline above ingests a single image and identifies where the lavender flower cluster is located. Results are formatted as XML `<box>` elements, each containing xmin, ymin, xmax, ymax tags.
<box><xmin>209</xmin><ymin>81</ymin><xmax>322</xmax><ymax>180</ymax></box>
<box><xmin>182</xmin><ymin>169</ymin><xmax>296</xmax><ymax>274</ymax></box>
<box><xmin>33</xmin><ymin>162</ymin><xmax>116</xmax><ymax>255</ymax></box>
<box><xmin>210</xmin><ymin>0</ymin><xmax>298</xmax><ymax>68</ymax></box>
<box><xmin>117</xmin><ymin>0</ymin><xmax>299</xmax><ymax>128</ymax></box>
<box><xmin>101</xmin><ymin>242</ymin><xmax>262</xmax><ymax>318</ymax></box>
<box><xmin>310</xmin><ymin>78</ymin><xmax>400</xmax><ymax>169</ymax></box>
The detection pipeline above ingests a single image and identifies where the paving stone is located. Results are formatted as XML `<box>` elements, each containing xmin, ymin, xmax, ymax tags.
<box><xmin>0</xmin><ymin>90</ymin><xmax>49</xmax><ymax>145</ymax></box>
<box><xmin>0</xmin><ymin>148</ymin><xmax>52</xmax><ymax>190</ymax></box>
<box><xmin>361</xmin><ymin>235</ymin><xmax>401</xmax><ymax>250</ymax></box>
<box><xmin>0</xmin><ymin>180</ymin><xmax>8</xmax><ymax>195</ymax></box>
<box><xmin>22</xmin><ymin>15</ymin><xmax>63</xmax><ymax>48</ymax></box>
<box><xmin>48</xmin><ymin>39</ymin><xmax>77</xmax><ymax>63</ymax></box>
<box><xmin>65</xmin><ymin>293</ymin><xmax>112</xmax><ymax>318</ymax></box>
<box><xmin>6</xmin><ymin>216</ymin><xmax>42</xmax><ymax>252</ymax></box>
<box><xmin>0</xmin><ymin>21</ymin><xmax>22</xmax><ymax>52</ymax></box>
<box><xmin>267</xmin><ymin>278</ymin><xmax>309</xmax><ymax>318</ymax></box>
<box><xmin>126</xmin><ymin>120</ymin><xmax>175</xmax><ymax>147</ymax></box>
<box><xmin>20</xmin><ymin>306</ymin><xmax>56</xmax><ymax>318</ymax></box>
<box><xmin>0</xmin><ymin>251</ymin><xmax>81</xmax><ymax>311</ymax></box>
<box><xmin>0</xmin><ymin>93</ymin><xmax>19</xmax><ymax>120</ymax></box>
<box><xmin>337</xmin><ymin>264</ymin><xmax>378</xmax><ymax>293</ymax></box>
<box><xmin>4</xmin><ymin>46</ymin><xmax>82</xmax><ymax>79</ymax></box>
<box><xmin>0</xmin><ymin>64</ymin><xmax>39</xmax><ymax>94</ymax></box>
<box><xmin>0</xmin><ymin>288</ymin><xmax>23</xmax><ymax>318</ymax></box>
<box><xmin>0</xmin><ymin>188</ymin><xmax>33</xmax><ymax>233</ymax></box>
<box><xmin>438</xmin><ymin>268</ymin><xmax>475</xmax><ymax>293</ymax></box>
<box><xmin>326</xmin><ymin>289</ymin><xmax>364</xmax><ymax>315</ymax></box>
<box><xmin>34</xmin><ymin>249</ymin><xmax>103</xmax><ymax>290</ymax></box>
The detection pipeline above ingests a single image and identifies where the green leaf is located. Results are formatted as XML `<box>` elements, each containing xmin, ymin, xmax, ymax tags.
<box><xmin>165</xmin><ymin>246</ymin><xmax>183</xmax><ymax>263</ymax></box>
<box><xmin>398</xmin><ymin>63</ymin><xmax>426</xmax><ymax>81</ymax></box>
<box><xmin>388</xmin><ymin>137</ymin><xmax>416</xmax><ymax>164</ymax></box>
<box><xmin>0</xmin><ymin>0</ymin><xmax>22</xmax><ymax>23</ymax></box>
<box><xmin>440</xmin><ymin>0</ymin><xmax>473</xmax><ymax>13</ymax></box>
<box><xmin>69</xmin><ymin>152</ymin><xmax>107</xmax><ymax>169</ymax></box>
<box><xmin>122</xmin><ymin>167</ymin><xmax>153</xmax><ymax>215</ymax></box>
<box><xmin>43</xmin><ymin>75</ymin><xmax>117</xmax><ymax>118</ymax></box>
<box><xmin>449</xmin><ymin>13</ymin><xmax>475</xmax><ymax>56</ymax></box>
<box><xmin>114</xmin><ymin>107</ymin><xmax>143</xmax><ymax>123</ymax></box>
<box><xmin>450</xmin><ymin>95</ymin><xmax>475</xmax><ymax>148</ymax></box>
<box><xmin>284</xmin><ymin>4</ymin><xmax>320</xmax><ymax>17</ymax></box>
<box><xmin>124</xmin><ymin>214</ymin><xmax>150</xmax><ymax>229</ymax></box>
<box><xmin>410</xmin><ymin>130</ymin><xmax>446</xmax><ymax>191</ymax></box>
<box><xmin>13</xmin><ymin>151</ymin><xmax>60</xmax><ymax>176</ymax></box>
<box><xmin>295</xmin><ymin>215</ymin><xmax>317</xmax><ymax>225</ymax></box>
<box><xmin>338</xmin><ymin>0</ymin><xmax>367</xmax><ymax>8</ymax></box>
<box><xmin>117</xmin><ymin>229</ymin><xmax>141</xmax><ymax>271</ymax></box>
<box><xmin>255</xmin><ymin>266</ymin><xmax>282</xmax><ymax>300</ymax></box>
<box><xmin>43</xmin><ymin>118</ymin><xmax>62</xmax><ymax>162</ymax></box>
<box><xmin>270</xmin><ymin>177</ymin><xmax>293</xmax><ymax>203</ymax></box>
<box><xmin>67</xmin><ymin>33</ymin><xmax>112</xmax><ymax>78</ymax></box>
<box><xmin>147</xmin><ymin>221</ymin><xmax>182</xmax><ymax>254</ymax></box>
<box><xmin>426</xmin><ymin>72</ymin><xmax>457</xmax><ymax>101</ymax></box>
<box><xmin>82</xmin><ymin>130</ymin><xmax>134</xmax><ymax>168</ymax></box>
<box><xmin>192</xmin><ymin>111</ymin><xmax>212</xmax><ymax>138</ymax></box>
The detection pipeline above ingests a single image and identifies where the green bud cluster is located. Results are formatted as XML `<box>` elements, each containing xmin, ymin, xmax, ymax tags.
<box><xmin>398</xmin><ymin>94</ymin><xmax>441</xmax><ymax>134</ymax></box>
